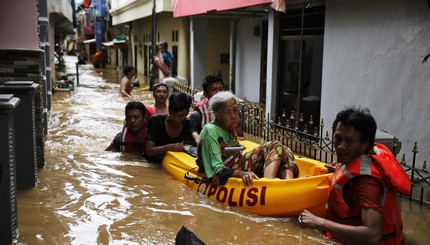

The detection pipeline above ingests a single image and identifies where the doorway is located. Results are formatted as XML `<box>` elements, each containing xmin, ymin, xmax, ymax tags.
<box><xmin>277</xmin><ymin>6</ymin><xmax>325</xmax><ymax>125</ymax></box>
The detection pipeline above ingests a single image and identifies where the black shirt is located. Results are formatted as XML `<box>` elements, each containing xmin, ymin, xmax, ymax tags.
<box><xmin>145</xmin><ymin>114</ymin><xmax>198</xmax><ymax>162</ymax></box>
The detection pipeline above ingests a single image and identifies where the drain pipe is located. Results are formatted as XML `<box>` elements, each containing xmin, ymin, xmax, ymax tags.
<box><xmin>149</xmin><ymin>0</ymin><xmax>157</xmax><ymax>90</ymax></box>
<box><xmin>229</xmin><ymin>19</ymin><xmax>238</xmax><ymax>94</ymax></box>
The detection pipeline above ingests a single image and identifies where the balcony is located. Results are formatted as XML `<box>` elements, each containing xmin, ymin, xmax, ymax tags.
<box><xmin>110</xmin><ymin>0</ymin><xmax>174</xmax><ymax>25</ymax></box>
<box><xmin>48</xmin><ymin>0</ymin><xmax>74</xmax><ymax>34</ymax></box>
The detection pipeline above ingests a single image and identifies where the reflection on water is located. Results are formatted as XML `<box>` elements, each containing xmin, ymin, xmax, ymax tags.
<box><xmin>15</xmin><ymin>56</ymin><xmax>428</xmax><ymax>244</ymax></box>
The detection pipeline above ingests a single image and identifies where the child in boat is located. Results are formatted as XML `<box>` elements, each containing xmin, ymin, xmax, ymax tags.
<box><xmin>196</xmin><ymin>91</ymin><xmax>298</xmax><ymax>186</ymax></box>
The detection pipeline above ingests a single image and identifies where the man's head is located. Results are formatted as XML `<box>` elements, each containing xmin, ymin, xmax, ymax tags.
<box><xmin>153</xmin><ymin>83</ymin><xmax>169</xmax><ymax>104</ymax></box>
<box><xmin>125</xmin><ymin>101</ymin><xmax>147</xmax><ymax>134</ymax></box>
<box><xmin>167</xmin><ymin>92</ymin><xmax>192</xmax><ymax>128</ymax></box>
<box><xmin>158</xmin><ymin>41</ymin><xmax>168</xmax><ymax>53</ymax></box>
<box><xmin>332</xmin><ymin>107</ymin><xmax>377</xmax><ymax>164</ymax></box>
<box><xmin>202</xmin><ymin>75</ymin><xmax>224</xmax><ymax>99</ymax></box>
<box><xmin>123</xmin><ymin>65</ymin><xmax>135</xmax><ymax>76</ymax></box>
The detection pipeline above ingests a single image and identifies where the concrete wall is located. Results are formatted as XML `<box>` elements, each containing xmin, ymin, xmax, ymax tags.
<box><xmin>266</xmin><ymin>10</ymin><xmax>279</xmax><ymax>116</ymax></box>
<box><xmin>235</xmin><ymin>17</ymin><xmax>264</xmax><ymax>102</ymax></box>
<box><xmin>190</xmin><ymin>18</ymin><xmax>230</xmax><ymax>90</ymax></box>
<box><xmin>130</xmin><ymin>17</ymin><xmax>151</xmax><ymax>80</ymax></box>
<box><xmin>206</xmin><ymin>19</ymin><xmax>230</xmax><ymax>84</ymax></box>
<box><xmin>48</xmin><ymin>0</ymin><xmax>73</xmax><ymax>22</ymax></box>
<box><xmin>191</xmin><ymin>18</ymin><xmax>208</xmax><ymax>89</ymax></box>
<box><xmin>0</xmin><ymin>0</ymin><xmax>39</xmax><ymax>49</ymax></box>
<box><xmin>187</xmin><ymin>16</ymin><xmax>264</xmax><ymax>99</ymax></box>
<box><xmin>111</xmin><ymin>0</ymin><xmax>173</xmax><ymax>25</ymax></box>
<box><xmin>321</xmin><ymin>0</ymin><xmax>430</xmax><ymax>166</ymax></box>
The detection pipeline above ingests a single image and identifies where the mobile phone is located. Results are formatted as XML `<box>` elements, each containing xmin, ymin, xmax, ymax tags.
<box><xmin>224</xmin><ymin>145</ymin><xmax>245</xmax><ymax>152</ymax></box>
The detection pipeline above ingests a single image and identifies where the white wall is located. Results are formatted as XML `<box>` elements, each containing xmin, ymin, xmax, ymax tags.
<box><xmin>48</xmin><ymin>0</ymin><xmax>74</xmax><ymax>22</ymax></box>
<box><xmin>188</xmin><ymin>16</ymin><xmax>263</xmax><ymax>99</ymax></box>
<box><xmin>206</xmin><ymin>19</ymin><xmax>230</xmax><ymax>83</ymax></box>
<box><xmin>110</xmin><ymin>0</ymin><xmax>173</xmax><ymax>25</ymax></box>
<box><xmin>266</xmin><ymin>10</ymin><xmax>279</xmax><ymax>116</ymax></box>
<box><xmin>235</xmin><ymin>17</ymin><xmax>263</xmax><ymax>101</ymax></box>
<box><xmin>321</xmin><ymin>0</ymin><xmax>430</xmax><ymax>166</ymax></box>
<box><xmin>190</xmin><ymin>18</ymin><xmax>208</xmax><ymax>89</ymax></box>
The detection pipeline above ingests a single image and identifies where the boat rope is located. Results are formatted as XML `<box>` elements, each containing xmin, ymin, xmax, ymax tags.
<box><xmin>184</xmin><ymin>167</ymin><xmax>201</xmax><ymax>184</ymax></box>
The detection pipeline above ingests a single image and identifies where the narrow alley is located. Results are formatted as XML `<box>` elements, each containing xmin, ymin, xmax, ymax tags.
<box><xmin>14</xmin><ymin>55</ymin><xmax>429</xmax><ymax>244</ymax></box>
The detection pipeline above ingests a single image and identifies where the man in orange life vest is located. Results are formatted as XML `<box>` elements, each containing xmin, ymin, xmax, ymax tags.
<box><xmin>105</xmin><ymin>101</ymin><xmax>149</xmax><ymax>154</ymax></box>
<box><xmin>298</xmin><ymin>107</ymin><xmax>410</xmax><ymax>244</ymax></box>
<box><xmin>93</xmin><ymin>51</ymin><xmax>104</xmax><ymax>68</ymax></box>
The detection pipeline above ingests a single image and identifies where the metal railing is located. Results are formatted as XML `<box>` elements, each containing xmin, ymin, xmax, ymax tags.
<box><xmin>174</xmin><ymin>82</ymin><xmax>430</xmax><ymax>205</ymax></box>
<box><xmin>399</xmin><ymin>145</ymin><xmax>429</xmax><ymax>206</ymax></box>
<box><xmin>239</xmin><ymin>99</ymin><xmax>335</xmax><ymax>164</ymax></box>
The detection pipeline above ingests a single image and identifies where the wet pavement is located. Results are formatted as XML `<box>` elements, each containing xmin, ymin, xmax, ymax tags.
<box><xmin>14</xmin><ymin>55</ymin><xmax>429</xmax><ymax>244</ymax></box>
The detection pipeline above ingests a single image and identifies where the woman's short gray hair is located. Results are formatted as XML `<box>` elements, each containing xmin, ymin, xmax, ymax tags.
<box><xmin>209</xmin><ymin>91</ymin><xmax>238</xmax><ymax>120</ymax></box>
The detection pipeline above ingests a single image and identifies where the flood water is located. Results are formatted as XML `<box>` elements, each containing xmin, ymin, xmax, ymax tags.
<box><xmin>15</xmin><ymin>56</ymin><xmax>429</xmax><ymax>244</ymax></box>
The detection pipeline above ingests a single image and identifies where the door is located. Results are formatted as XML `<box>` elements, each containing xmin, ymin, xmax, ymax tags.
<box><xmin>277</xmin><ymin>6</ymin><xmax>325</xmax><ymax>125</ymax></box>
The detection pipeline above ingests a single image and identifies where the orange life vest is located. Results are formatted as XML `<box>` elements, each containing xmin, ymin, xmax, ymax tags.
<box><xmin>327</xmin><ymin>143</ymin><xmax>410</xmax><ymax>244</ymax></box>
<box><xmin>119</xmin><ymin>126</ymin><xmax>147</xmax><ymax>153</ymax></box>
<box><xmin>93</xmin><ymin>52</ymin><xmax>103</xmax><ymax>62</ymax></box>
<box><xmin>145</xmin><ymin>105</ymin><xmax>156</xmax><ymax>117</ymax></box>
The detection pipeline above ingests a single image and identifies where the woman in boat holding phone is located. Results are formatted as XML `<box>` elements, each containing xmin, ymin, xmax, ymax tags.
<box><xmin>196</xmin><ymin>91</ymin><xmax>299</xmax><ymax>186</ymax></box>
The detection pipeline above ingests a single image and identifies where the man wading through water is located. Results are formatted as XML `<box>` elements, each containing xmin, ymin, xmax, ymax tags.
<box><xmin>298</xmin><ymin>107</ymin><xmax>410</xmax><ymax>245</ymax></box>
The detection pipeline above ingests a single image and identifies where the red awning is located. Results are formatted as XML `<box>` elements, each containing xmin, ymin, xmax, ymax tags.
<box><xmin>173</xmin><ymin>0</ymin><xmax>273</xmax><ymax>17</ymax></box>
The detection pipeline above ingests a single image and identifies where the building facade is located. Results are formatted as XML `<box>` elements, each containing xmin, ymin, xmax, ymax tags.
<box><xmin>173</xmin><ymin>0</ymin><xmax>430</xmax><ymax>168</ymax></box>
<box><xmin>108</xmin><ymin>0</ymin><xmax>429</xmax><ymax>167</ymax></box>
<box><xmin>110</xmin><ymin>0</ymin><xmax>189</xmax><ymax>83</ymax></box>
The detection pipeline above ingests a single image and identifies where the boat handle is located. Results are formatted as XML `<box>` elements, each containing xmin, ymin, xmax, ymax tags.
<box><xmin>184</xmin><ymin>168</ymin><xmax>200</xmax><ymax>184</ymax></box>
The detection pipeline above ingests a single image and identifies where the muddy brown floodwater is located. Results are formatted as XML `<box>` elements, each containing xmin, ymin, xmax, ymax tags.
<box><xmin>15</xmin><ymin>56</ymin><xmax>429</xmax><ymax>244</ymax></box>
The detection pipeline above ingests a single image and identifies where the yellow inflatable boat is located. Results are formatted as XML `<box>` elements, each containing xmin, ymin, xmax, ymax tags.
<box><xmin>162</xmin><ymin>140</ymin><xmax>333</xmax><ymax>217</ymax></box>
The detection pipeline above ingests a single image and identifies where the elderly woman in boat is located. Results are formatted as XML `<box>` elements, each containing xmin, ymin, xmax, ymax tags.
<box><xmin>196</xmin><ymin>91</ymin><xmax>298</xmax><ymax>186</ymax></box>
